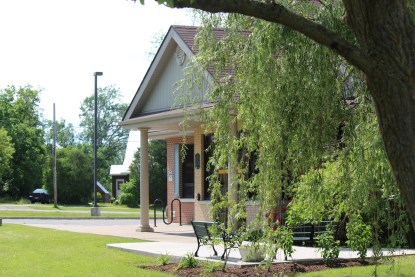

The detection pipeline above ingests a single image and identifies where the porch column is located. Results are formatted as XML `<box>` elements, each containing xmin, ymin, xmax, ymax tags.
<box><xmin>137</xmin><ymin>128</ymin><xmax>154</xmax><ymax>232</ymax></box>
<box><xmin>228</xmin><ymin>118</ymin><xmax>238</xmax><ymax>229</ymax></box>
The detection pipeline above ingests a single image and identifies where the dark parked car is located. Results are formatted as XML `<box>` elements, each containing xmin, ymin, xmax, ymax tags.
<box><xmin>29</xmin><ymin>189</ymin><xmax>50</xmax><ymax>204</ymax></box>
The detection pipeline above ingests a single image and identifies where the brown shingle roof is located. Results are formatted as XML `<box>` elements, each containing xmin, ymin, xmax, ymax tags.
<box><xmin>172</xmin><ymin>25</ymin><xmax>199</xmax><ymax>54</ymax></box>
<box><xmin>173</xmin><ymin>25</ymin><xmax>250</xmax><ymax>83</ymax></box>
<box><xmin>173</xmin><ymin>25</ymin><xmax>250</xmax><ymax>54</ymax></box>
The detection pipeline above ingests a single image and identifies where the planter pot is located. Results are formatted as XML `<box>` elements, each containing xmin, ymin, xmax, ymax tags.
<box><xmin>238</xmin><ymin>241</ymin><xmax>266</xmax><ymax>262</ymax></box>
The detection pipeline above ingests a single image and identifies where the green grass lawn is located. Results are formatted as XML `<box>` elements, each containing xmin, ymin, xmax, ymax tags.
<box><xmin>0</xmin><ymin>203</ymin><xmax>163</xmax><ymax>218</ymax></box>
<box><xmin>0</xmin><ymin>224</ymin><xmax>174</xmax><ymax>277</ymax></box>
<box><xmin>295</xmin><ymin>256</ymin><xmax>415</xmax><ymax>277</ymax></box>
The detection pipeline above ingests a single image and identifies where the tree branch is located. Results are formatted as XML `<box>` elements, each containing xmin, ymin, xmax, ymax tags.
<box><xmin>171</xmin><ymin>0</ymin><xmax>375</xmax><ymax>74</ymax></box>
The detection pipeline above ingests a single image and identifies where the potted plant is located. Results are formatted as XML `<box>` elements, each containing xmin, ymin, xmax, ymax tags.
<box><xmin>238</xmin><ymin>229</ymin><xmax>266</xmax><ymax>262</ymax></box>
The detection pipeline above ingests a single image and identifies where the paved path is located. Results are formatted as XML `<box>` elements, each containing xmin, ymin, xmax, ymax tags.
<box><xmin>0</xmin><ymin>204</ymin><xmax>140</xmax><ymax>214</ymax></box>
<box><xmin>4</xmin><ymin>218</ymin><xmax>194</xmax><ymax>243</ymax></box>
<box><xmin>5</xmin><ymin>218</ymin><xmax>415</xmax><ymax>267</ymax></box>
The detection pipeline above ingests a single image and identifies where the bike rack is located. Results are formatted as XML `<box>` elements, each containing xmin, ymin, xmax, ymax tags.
<box><xmin>153</xmin><ymin>198</ymin><xmax>182</xmax><ymax>227</ymax></box>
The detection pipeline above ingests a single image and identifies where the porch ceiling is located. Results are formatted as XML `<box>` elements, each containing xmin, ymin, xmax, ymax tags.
<box><xmin>119</xmin><ymin>106</ymin><xmax>209</xmax><ymax>139</ymax></box>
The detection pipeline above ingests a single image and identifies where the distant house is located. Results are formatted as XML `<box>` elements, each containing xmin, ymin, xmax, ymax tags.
<box><xmin>109</xmin><ymin>130</ymin><xmax>140</xmax><ymax>200</ymax></box>
<box><xmin>120</xmin><ymin>26</ymin><xmax>249</xmax><ymax>232</ymax></box>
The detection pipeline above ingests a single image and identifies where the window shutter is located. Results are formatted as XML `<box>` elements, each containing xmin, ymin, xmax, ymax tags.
<box><xmin>174</xmin><ymin>144</ymin><xmax>180</xmax><ymax>197</ymax></box>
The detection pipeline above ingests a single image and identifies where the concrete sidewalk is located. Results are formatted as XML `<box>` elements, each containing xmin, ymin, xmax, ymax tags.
<box><xmin>107</xmin><ymin>240</ymin><xmax>415</xmax><ymax>267</ymax></box>
<box><xmin>5</xmin><ymin>218</ymin><xmax>415</xmax><ymax>267</ymax></box>
<box><xmin>4</xmin><ymin>218</ymin><xmax>195</xmax><ymax>243</ymax></box>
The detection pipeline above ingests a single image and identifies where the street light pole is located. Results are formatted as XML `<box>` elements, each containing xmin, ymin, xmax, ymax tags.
<box><xmin>92</xmin><ymin>71</ymin><xmax>103</xmax><ymax>216</ymax></box>
<box><xmin>53</xmin><ymin>103</ymin><xmax>57</xmax><ymax>208</ymax></box>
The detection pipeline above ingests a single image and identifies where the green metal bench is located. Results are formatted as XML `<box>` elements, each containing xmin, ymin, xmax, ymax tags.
<box><xmin>191</xmin><ymin>220</ymin><xmax>240</xmax><ymax>260</ymax></box>
<box><xmin>191</xmin><ymin>220</ymin><xmax>218</xmax><ymax>258</ymax></box>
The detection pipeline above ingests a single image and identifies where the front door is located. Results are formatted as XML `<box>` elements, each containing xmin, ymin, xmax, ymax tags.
<box><xmin>182</xmin><ymin>144</ymin><xmax>194</xmax><ymax>198</ymax></box>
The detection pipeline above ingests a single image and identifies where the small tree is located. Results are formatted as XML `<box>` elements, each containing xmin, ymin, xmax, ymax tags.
<box><xmin>45</xmin><ymin>146</ymin><xmax>93</xmax><ymax>204</ymax></box>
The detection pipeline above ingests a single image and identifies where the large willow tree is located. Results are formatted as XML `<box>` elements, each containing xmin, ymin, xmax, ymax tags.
<box><xmin>176</xmin><ymin>5</ymin><xmax>410</xmax><ymax>254</ymax></box>
<box><xmin>144</xmin><ymin>0</ymin><xmax>415</xmax><ymax>239</ymax></box>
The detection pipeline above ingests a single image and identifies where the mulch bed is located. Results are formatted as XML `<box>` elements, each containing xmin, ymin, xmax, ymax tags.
<box><xmin>143</xmin><ymin>259</ymin><xmax>371</xmax><ymax>276</ymax></box>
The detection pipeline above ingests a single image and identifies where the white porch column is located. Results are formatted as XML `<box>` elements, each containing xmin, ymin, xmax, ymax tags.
<box><xmin>228</xmin><ymin>118</ymin><xmax>238</xmax><ymax>229</ymax></box>
<box><xmin>138</xmin><ymin>128</ymin><xmax>154</xmax><ymax>232</ymax></box>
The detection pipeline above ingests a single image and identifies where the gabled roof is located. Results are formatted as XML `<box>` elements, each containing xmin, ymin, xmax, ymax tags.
<box><xmin>123</xmin><ymin>26</ymin><xmax>203</xmax><ymax>122</ymax></box>
<box><xmin>120</xmin><ymin>25</ymin><xmax>247</xmax><ymax>138</ymax></box>
<box><xmin>122</xmin><ymin>25</ymin><xmax>239</xmax><ymax>122</ymax></box>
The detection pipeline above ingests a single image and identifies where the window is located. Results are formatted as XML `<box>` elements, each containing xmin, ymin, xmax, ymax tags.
<box><xmin>182</xmin><ymin>144</ymin><xmax>194</xmax><ymax>198</ymax></box>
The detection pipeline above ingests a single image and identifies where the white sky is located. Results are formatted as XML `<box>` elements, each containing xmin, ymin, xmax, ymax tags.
<box><xmin>0</xmin><ymin>0</ymin><xmax>194</xmax><ymax>128</ymax></box>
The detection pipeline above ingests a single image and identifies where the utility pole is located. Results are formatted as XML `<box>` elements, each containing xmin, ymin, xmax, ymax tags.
<box><xmin>53</xmin><ymin>103</ymin><xmax>57</xmax><ymax>208</ymax></box>
<box><xmin>91</xmin><ymin>72</ymin><xmax>103</xmax><ymax>216</ymax></box>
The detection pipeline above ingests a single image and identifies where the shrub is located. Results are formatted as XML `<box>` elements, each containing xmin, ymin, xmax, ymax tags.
<box><xmin>272</xmin><ymin>226</ymin><xmax>294</xmax><ymax>260</ymax></box>
<box><xmin>316</xmin><ymin>232</ymin><xmax>340</xmax><ymax>265</ymax></box>
<box><xmin>119</xmin><ymin>181</ymin><xmax>139</xmax><ymax>208</ymax></box>
<box><xmin>176</xmin><ymin>252</ymin><xmax>199</xmax><ymax>270</ymax></box>
<box><xmin>347</xmin><ymin>215</ymin><xmax>373</xmax><ymax>262</ymax></box>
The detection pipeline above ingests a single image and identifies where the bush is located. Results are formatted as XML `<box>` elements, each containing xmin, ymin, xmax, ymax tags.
<box><xmin>316</xmin><ymin>232</ymin><xmax>340</xmax><ymax>265</ymax></box>
<box><xmin>119</xmin><ymin>180</ymin><xmax>139</xmax><ymax>208</ymax></box>
<box><xmin>347</xmin><ymin>215</ymin><xmax>373</xmax><ymax>262</ymax></box>
<box><xmin>176</xmin><ymin>253</ymin><xmax>199</xmax><ymax>270</ymax></box>
<box><xmin>272</xmin><ymin>226</ymin><xmax>294</xmax><ymax>260</ymax></box>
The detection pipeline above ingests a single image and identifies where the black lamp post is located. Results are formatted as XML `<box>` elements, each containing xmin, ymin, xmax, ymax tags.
<box><xmin>93</xmin><ymin>72</ymin><xmax>103</xmax><ymax>209</ymax></box>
